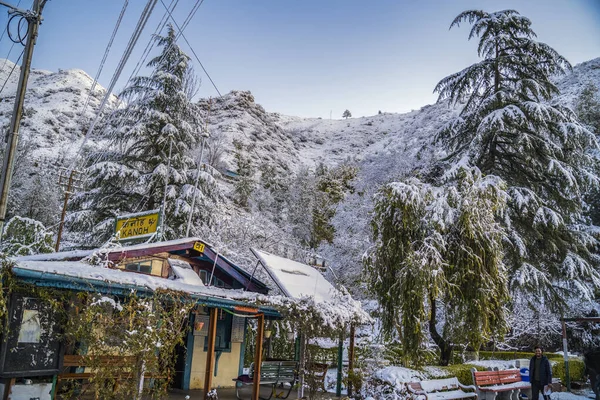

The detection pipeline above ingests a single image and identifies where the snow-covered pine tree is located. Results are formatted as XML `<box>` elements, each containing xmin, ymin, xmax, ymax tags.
<box><xmin>232</xmin><ymin>139</ymin><xmax>255</xmax><ymax>209</ymax></box>
<box><xmin>0</xmin><ymin>216</ymin><xmax>54</xmax><ymax>256</ymax></box>
<box><xmin>575</xmin><ymin>82</ymin><xmax>600</xmax><ymax>135</ymax></box>
<box><xmin>434</xmin><ymin>10</ymin><xmax>600</xmax><ymax>305</ymax></box>
<box><xmin>67</xmin><ymin>25</ymin><xmax>219</xmax><ymax>244</ymax></box>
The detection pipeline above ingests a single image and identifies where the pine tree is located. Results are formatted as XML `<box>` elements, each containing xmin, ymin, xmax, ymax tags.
<box><xmin>68</xmin><ymin>25</ymin><xmax>219</xmax><ymax>244</ymax></box>
<box><xmin>575</xmin><ymin>82</ymin><xmax>600</xmax><ymax>135</ymax></box>
<box><xmin>232</xmin><ymin>139</ymin><xmax>255</xmax><ymax>209</ymax></box>
<box><xmin>575</xmin><ymin>83</ymin><xmax>600</xmax><ymax>225</ymax></box>
<box><xmin>287</xmin><ymin>163</ymin><xmax>357</xmax><ymax>249</ymax></box>
<box><xmin>342</xmin><ymin>109</ymin><xmax>352</xmax><ymax>119</ymax></box>
<box><xmin>434</xmin><ymin>10</ymin><xmax>600</xmax><ymax>305</ymax></box>
<box><xmin>0</xmin><ymin>216</ymin><xmax>54</xmax><ymax>256</ymax></box>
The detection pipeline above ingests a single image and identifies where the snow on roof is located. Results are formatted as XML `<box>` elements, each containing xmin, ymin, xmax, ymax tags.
<box><xmin>14</xmin><ymin>259</ymin><xmax>261</xmax><ymax>304</ymax></box>
<box><xmin>106</xmin><ymin>237</ymin><xmax>213</xmax><ymax>255</ymax></box>
<box><xmin>16</xmin><ymin>249</ymin><xmax>94</xmax><ymax>261</ymax></box>
<box><xmin>168</xmin><ymin>259</ymin><xmax>204</xmax><ymax>286</ymax></box>
<box><xmin>251</xmin><ymin>248</ymin><xmax>337</xmax><ymax>302</ymax></box>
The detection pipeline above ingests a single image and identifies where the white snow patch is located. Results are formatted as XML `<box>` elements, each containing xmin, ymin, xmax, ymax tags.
<box><xmin>374</xmin><ymin>366</ymin><xmax>424</xmax><ymax>385</ymax></box>
<box><xmin>252</xmin><ymin>248</ymin><xmax>337</xmax><ymax>303</ymax></box>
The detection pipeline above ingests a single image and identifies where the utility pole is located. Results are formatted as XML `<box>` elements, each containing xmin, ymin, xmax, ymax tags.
<box><xmin>0</xmin><ymin>0</ymin><xmax>46</xmax><ymax>237</ymax></box>
<box><xmin>55</xmin><ymin>168</ymin><xmax>83</xmax><ymax>252</ymax></box>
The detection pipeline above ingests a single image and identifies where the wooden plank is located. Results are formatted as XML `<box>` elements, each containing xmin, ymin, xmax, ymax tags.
<box><xmin>203</xmin><ymin>308</ymin><xmax>218</xmax><ymax>400</ymax></box>
<box><xmin>252</xmin><ymin>314</ymin><xmax>265</xmax><ymax>400</ymax></box>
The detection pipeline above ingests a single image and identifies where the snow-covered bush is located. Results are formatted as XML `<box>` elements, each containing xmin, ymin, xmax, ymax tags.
<box><xmin>0</xmin><ymin>216</ymin><xmax>54</xmax><ymax>256</ymax></box>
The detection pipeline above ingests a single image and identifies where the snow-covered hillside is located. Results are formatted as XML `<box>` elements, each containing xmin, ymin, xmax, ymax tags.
<box><xmin>0</xmin><ymin>59</ymin><xmax>118</xmax><ymax>161</ymax></box>
<box><xmin>0</xmin><ymin>56</ymin><xmax>598</xmax><ymax>288</ymax></box>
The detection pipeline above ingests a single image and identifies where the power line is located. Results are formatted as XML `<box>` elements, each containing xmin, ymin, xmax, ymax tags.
<box><xmin>159</xmin><ymin>0</ymin><xmax>222</xmax><ymax>97</ymax></box>
<box><xmin>67</xmin><ymin>0</ymin><xmax>159</xmax><ymax>173</ymax></box>
<box><xmin>0</xmin><ymin>47</ymin><xmax>23</xmax><ymax>96</ymax></box>
<box><xmin>78</xmin><ymin>0</ymin><xmax>129</xmax><ymax>119</ymax></box>
<box><xmin>0</xmin><ymin>0</ymin><xmax>22</xmax><ymax>44</ymax></box>
<box><xmin>81</xmin><ymin>0</ymin><xmax>203</xmax><ymax>172</ymax></box>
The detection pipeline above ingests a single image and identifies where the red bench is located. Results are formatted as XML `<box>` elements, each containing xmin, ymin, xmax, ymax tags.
<box><xmin>471</xmin><ymin>369</ymin><xmax>531</xmax><ymax>400</ymax></box>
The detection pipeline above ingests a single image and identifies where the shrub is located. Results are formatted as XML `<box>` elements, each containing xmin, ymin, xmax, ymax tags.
<box><xmin>438</xmin><ymin>364</ymin><xmax>487</xmax><ymax>386</ymax></box>
<box><xmin>479</xmin><ymin>351</ymin><xmax>536</xmax><ymax>360</ymax></box>
<box><xmin>552</xmin><ymin>358</ymin><xmax>586</xmax><ymax>383</ymax></box>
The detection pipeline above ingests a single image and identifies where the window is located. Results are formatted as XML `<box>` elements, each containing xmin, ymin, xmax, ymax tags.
<box><xmin>198</xmin><ymin>270</ymin><xmax>226</xmax><ymax>287</ymax></box>
<box><xmin>125</xmin><ymin>260</ymin><xmax>153</xmax><ymax>274</ymax></box>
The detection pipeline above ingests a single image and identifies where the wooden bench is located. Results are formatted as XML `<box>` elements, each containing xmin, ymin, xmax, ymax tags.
<box><xmin>471</xmin><ymin>369</ymin><xmax>531</xmax><ymax>400</ymax></box>
<box><xmin>234</xmin><ymin>360</ymin><xmax>298</xmax><ymax>400</ymax></box>
<box><xmin>57</xmin><ymin>355</ymin><xmax>163</xmax><ymax>396</ymax></box>
<box><xmin>407</xmin><ymin>377</ymin><xmax>477</xmax><ymax>400</ymax></box>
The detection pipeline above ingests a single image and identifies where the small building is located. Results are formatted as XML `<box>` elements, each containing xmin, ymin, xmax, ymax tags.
<box><xmin>1</xmin><ymin>238</ymin><xmax>369</xmax><ymax>400</ymax></box>
<box><xmin>3</xmin><ymin>238</ymin><xmax>277</xmax><ymax>398</ymax></box>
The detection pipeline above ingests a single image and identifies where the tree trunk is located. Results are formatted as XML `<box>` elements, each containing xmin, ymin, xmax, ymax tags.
<box><xmin>429</xmin><ymin>296</ymin><xmax>453</xmax><ymax>366</ymax></box>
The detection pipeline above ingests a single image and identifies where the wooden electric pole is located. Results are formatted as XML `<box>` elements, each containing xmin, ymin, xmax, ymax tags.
<box><xmin>55</xmin><ymin>168</ymin><xmax>83</xmax><ymax>252</ymax></box>
<box><xmin>0</xmin><ymin>0</ymin><xmax>46</xmax><ymax>237</ymax></box>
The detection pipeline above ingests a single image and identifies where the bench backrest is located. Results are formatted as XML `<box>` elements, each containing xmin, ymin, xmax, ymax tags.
<box><xmin>62</xmin><ymin>355</ymin><xmax>138</xmax><ymax>368</ymax></box>
<box><xmin>473</xmin><ymin>369</ymin><xmax>522</xmax><ymax>387</ymax></box>
<box><xmin>249</xmin><ymin>361</ymin><xmax>297</xmax><ymax>382</ymax></box>
<box><xmin>420</xmin><ymin>377</ymin><xmax>461</xmax><ymax>392</ymax></box>
<box><xmin>473</xmin><ymin>370</ymin><xmax>501</xmax><ymax>386</ymax></box>
<box><xmin>498</xmin><ymin>370</ymin><xmax>522</xmax><ymax>384</ymax></box>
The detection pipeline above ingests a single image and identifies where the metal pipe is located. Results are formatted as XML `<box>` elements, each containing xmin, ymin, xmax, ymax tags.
<box><xmin>336</xmin><ymin>331</ymin><xmax>344</xmax><ymax>397</ymax></box>
<box><xmin>186</xmin><ymin>132</ymin><xmax>208</xmax><ymax>237</ymax></box>
<box><xmin>562</xmin><ymin>318</ymin><xmax>571</xmax><ymax>392</ymax></box>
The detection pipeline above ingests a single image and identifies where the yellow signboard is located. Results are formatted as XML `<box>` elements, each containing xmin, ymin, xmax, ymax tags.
<box><xmin>193</xmin><ymin>242</ymin><xmax>205</xmax><ymax>253</ymax></box>
<box><xmin>115</xmin><ymin>211</ymin><xmax>160</xmax><ymax>240</ymax></box>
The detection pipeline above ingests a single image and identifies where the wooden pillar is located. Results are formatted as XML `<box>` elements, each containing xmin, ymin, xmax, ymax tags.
<box><xmin>203</xmin><ymin>308</ymin><xmax>218</xmax><ymax>400</ymax></box>
<box><xmin>252</xmin><ymin>314</ymin><xmax>265</xmax><ymax>400</ymax></box>
<box><xmin>348</xmin><ymin>324</ymin><xmax>356</xmax><ymax>398</ymax></box>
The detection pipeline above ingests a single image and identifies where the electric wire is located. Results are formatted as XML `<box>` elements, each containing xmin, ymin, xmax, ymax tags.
<box><xmin>159</xmin><ymin>0</ymin><xmax>221</xmax><ymax>97</ymax></box>
<box><xmin>126</xmin><ymin>0</ymin><xmax>179</xmax><ymax>85</ymax></box>
<box><xmin>0</xmin><ymin>0</ymin><xmax>23</xmax><ymax>43</ymax></box>
<box><xmin>80</xmin><ymin>0</ymin><xmax>202</xmax><ymax>175</ymax></box>
<box><xmin>68</xmin><ymin>0</ymin><xmax>159</xmax><ymax>173</ymax></box>
<box><xmin>0</xmin><ymin>0</ymin><xmax>25</xmax><ymax>78</ymax></box>
<box><xmin>67</xmin><ymin>0</ymin><xmax>206</xmax><ymax>247</ymax></box>
<box><xmin>78</xmin><ymin>0</ymin><xmax>129</xmax><ymax>120</ymax></box>
<box><xmin>0</xmin><ymin>47</ymin><xmax>23</xmax><ymax>96</ymax></box>
<box><xmin>0</xmin><ymin>42</ymin><xmax>15</xmax><ymax>78</ymax></box>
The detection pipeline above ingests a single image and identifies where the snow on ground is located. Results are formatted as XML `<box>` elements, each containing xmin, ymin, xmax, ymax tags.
<box><xmin>374</xmin><ymin>366</ymin><xmax>424</xmax><ymax>385</ymax></box>
<box><xmin>550</xmin><ymin>392</ymin><xmax>595</xmax><ymax>400</ymax></box>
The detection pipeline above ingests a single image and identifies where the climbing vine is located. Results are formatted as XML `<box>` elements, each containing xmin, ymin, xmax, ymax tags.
<box><xmin>62</xmin><ymin>290</ymin><xmax>195</xmax><ymax>400</ymax></box>
<box><xmin>0</xmin><ymin>260</ymin><xmax>195</xmax><ymax>400</ymax></box>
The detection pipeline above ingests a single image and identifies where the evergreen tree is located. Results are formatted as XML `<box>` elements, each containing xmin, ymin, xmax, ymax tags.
<box><xmin>232</xmin><ymin>139</ymin><xmax>255</xmax><ymax>209</ymax></box>
<box><xmin>0</xmin><ymin>216</ymin><xmax>54</xmax><ymax>256</ymax></box>
<box><xmin>575</xmin><ymin>82</ymin><xmax>600</xmax><ymax>135</ymax></box>
<box><xmin>342</xmin><ymin>109</ymin><xmax>352</xmax><ymax>119</ymax></box>
<box><xmin>434</xmin><ymin>10</ymin><xmax>600</xmax><ymax>304</ymax></box>
<box><xmin>68</xmin><ymin>25</ymin><xmax>219</xmax><ymax>244</ymax></box>
<box><xmin>575</xmin><ymin>83</ymin><xmax>600</xmax><ymax>225</ymax></box>
<box><xmin>288</xmin><ymin>163</ymin><xmax>357</xmax><ymax>249</ymax></box>
<box><xmin>365</xmin><ymin>168</ymin><xmax>509</xmax><ymax>366</ymax></box>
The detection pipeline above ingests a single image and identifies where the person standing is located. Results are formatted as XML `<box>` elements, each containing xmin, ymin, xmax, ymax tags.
<box><xmin>529</xmin><ymin>346</ymin><xmax>552</xmax><ymax>400</ymax></box>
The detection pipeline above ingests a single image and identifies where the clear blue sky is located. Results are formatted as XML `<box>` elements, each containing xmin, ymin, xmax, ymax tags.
<box><xmin>1</xmin><ymin>0</ymin><xmax>599</xmax><ymax>118</ymax></box>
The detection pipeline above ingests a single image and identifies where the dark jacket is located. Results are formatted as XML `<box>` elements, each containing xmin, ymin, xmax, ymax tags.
<box><xmin>529</xmin><ymin>355</ymin><xmax>552</xmax><ymax>386</ymax></box>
